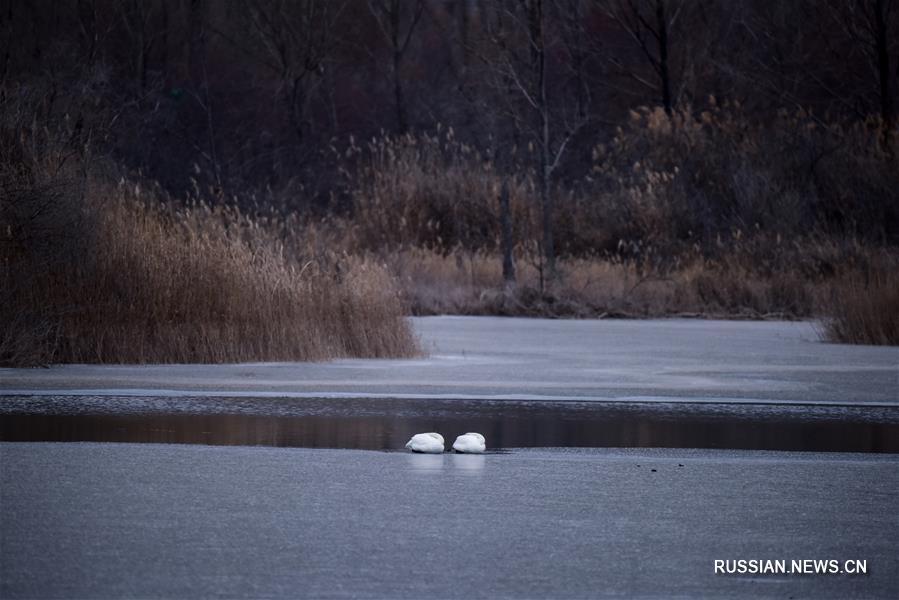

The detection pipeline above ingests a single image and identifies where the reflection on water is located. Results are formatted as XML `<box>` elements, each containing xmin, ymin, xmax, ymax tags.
<box><xmin>406</xmin><ymin>453</ymin><xmax>445</xmax><ymax>472</ymax></box>
<box><xmin>452</xmin><ymin>454</ymin><xmax>486</xmax><ymax>472</ymax></box>
<box><xmin>1</xmin><ymin>396</ymin><xmax>898</xmax><ymax>452</ymax></box>
<box><xmin>403</xmin><ymin>453</ymin><xmax>487</xmax><ymax>474</ymax></box>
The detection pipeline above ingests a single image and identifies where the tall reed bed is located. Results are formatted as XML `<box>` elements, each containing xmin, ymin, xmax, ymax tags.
<box><xmin>0</xmin><ymin>169</ymin><xmax>418</xmax><ymax>365</ymax></box>
<box><xmin>384</xmin><ymin>246</ymin><xmax>825</xmax><ymax>318</ymax></box>
<box><xmin>821</xmin><ymin>262</ymin><xmax>899</xmax><ymax>345</ymax></box>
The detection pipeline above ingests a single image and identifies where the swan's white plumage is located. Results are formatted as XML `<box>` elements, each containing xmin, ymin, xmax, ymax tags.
<box><xmin>405</xmin><ymin>432</ymin><xmax>445</xmax><ymax>453</ymax></box>
<box><xmin>452</xmin><ymin>432</ymin><xmax>486</xmax><ymax>454</ymax></box>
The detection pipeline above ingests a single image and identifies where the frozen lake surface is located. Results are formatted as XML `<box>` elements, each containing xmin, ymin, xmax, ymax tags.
<box><xmin>3</xmin><ymin>394</ymin><xmax>898</xmax><ymax>452</ymax></box>
<box><xmin>2</xmin><ymin>317</ymin><xmax>897</xmax><ymax>597</ymax></box>
<box><xmin>3</xmin><ymin>317</ymin><xmax>897</xmax><ymax>452</ymax></box>
<box><xmin>2</xmin><ymin>443</ymin><xmax>897</xmax><ymax>599</ymax></box>
<box><xmin>2</xmin><ymin>317</ymin><xmax>898</xmax><ymax>405</ymax></box>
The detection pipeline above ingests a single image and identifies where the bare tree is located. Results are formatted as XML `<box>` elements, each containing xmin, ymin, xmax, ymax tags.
<box><xmin>554</xmin><ymin>0</ymin><xmax>599</xmax><ymax>121</ymax></box>
<box><xmin>826</xmin><ymin>0</ymin><xmax>898</xmax><ymax>143</ymax></box>
<box><xmin>604</xmin><ymin>0</ymin><xmax>685</xmax><ymax>115</ymax></box>
<box><xmin>117</xmin><ymin>0</ymin><xmax>162</xmax><ymax>93</ymax></box>
<box><xmin>472</xmin><ymin>0</ymin><xmax>595</xmax><ymax>285</ymax></box>
<box><xmin>726</xmin><ymin>0</ymin><xmax>897</xmax><ymax>135</ymax></box>
<box><xmin>244</xmin><ymin>0</ymin><xmax>346</xmax><ymax>145</ymax></box>
<box><xmin>367</xmin><ymin>0</ymin><xmax>424</xmax><ymax>133</ymax></box>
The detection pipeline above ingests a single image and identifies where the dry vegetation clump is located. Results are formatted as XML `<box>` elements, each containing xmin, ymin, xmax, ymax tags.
<box><xmin>342</xmin><ymin>112</ymin><xmax>898</xmax><ymax>339</ymax></box>
<box><xmin>0</xmin><ymin>142</ymin><xmax>417</xmax><ymax>366</ymax></box>
<box><xmin>4</xmin><ymin>92</ymin><xmax>897</xmax><ymax>359</ymax></box>
<box><xmin>821</xmin><ymin>260</ymin><xmax>899</xmax><ymax>345</ymax></box>
<box><xmin>345</xmin><ymin>108</ymin><xmax>899</xmax><ymax>262</ymax></box>
<box><xmin>578</xmin><ymin>105</ymin><xmax>899</xmax><ymax>258</ymax></box>
<box><xmin>340</xmin><ymin>129</ymin><xmax>537</xmax><ymax>253</ymax></box>
<box><xmin>386</xmin><ymin>247</ymin><xmax>830</xmax><ymax>319</ymax></box>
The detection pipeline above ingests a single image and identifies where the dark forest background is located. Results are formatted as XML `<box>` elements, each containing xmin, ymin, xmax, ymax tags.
<box><xmin>2</xmin><ymin>1</ymin><xmax>898</xmax><ymax>363</ymax></box>
<box><xmin>3</xmin><ymin>1</ymin><xmax>896</xmax><ymax>200</ymax></box>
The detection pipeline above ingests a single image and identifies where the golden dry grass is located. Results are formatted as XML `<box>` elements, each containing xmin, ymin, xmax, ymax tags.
<box><xmin>822</xmin><ymin>268</ymin><xmax>899</xmax><ymax>345</ymax></box>
<box><xmin>385</xmin><ymin>247</ymin><xmax>827</xmax><ymax>319</ymax></box>
<box><xmin>5</xmin><ymin>104</ymin><xmax>898</xmax><ymax>362</ymax></box>
<box><xmin>0</xmin><ymin>176</ymin><xmax>418</xmax><ymax>365</ymax></box>
<box><xmin>340</xmin><ymin>119</ymin><xmax>897</xmax><ymax>344</ymax></box>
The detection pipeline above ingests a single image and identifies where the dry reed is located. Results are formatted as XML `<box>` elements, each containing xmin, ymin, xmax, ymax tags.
<box><xmin>384</xmin><ymin>247</ymin><xmax>827</xmax><ymax>319</ymax></box>
<box><xmin>339</xmin><ymin>116</ymin><xmax>897</xmax><ymax>343</ymax></box>
<box><xmin>0</xmin><ymin>174</ymin><xmax>418</xmax><ymax>365</ymax></box>
<box><xmin>822</xmin><ymin>267</ymin><xmax>899</xmax><ymax>345</ymax></box>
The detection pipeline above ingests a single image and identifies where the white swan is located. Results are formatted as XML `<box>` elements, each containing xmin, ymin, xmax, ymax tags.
<box><xmin>405</xmin><ymin>432</ymin><xmax>445</xmax><ymax>454</ymax></box>
<box><xmin>452</xmin><ymin>432</ymin><xmax>486</xmax><ymax>454</ymax></box>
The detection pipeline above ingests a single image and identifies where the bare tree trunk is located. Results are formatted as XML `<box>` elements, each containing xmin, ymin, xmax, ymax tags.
<box><xmin>500</xmin><ymin>179</ymin><xmax>516</xmax><ymax>285</ymax></box>
<box><xmin>563</xmin><ymin>1</ymin><xmax>590</xmax><ymax>120</ymax></box>
<box><xmin>393</xmin><ymin>47</ymin><xmax>408</xmax><ymax>133</ymax></box>
<box><xmin>369</xmin><ymin>0</ymin><xmax>422</xmax><ymax>134</ymax></box>
<box><xmin>540</xmin><ymin>117</ymin><xmax>554</xmax><ymax>281</ymax></box>
<box><xmin>459</xmin><ymin>0</ymin><xmax>470</xmax><ymax>73</ymax></box>
<box><xmin>121</xmin><ymin>0</ymin><xmax>150</xmax><ymax>93</ymax></box>
<box><xmin>530</xmin><ymin>0</ymin><xmax>555</xmax><ymax>280</ymax></box>
<box><xmin>874</xmin><ymin>0</ymin><xmax>894</xmax><ymax>145</ymax></box>
<box><xmin>134</xmin><ymin>2</ymin><xmax>147</xmax><ymax>92</ymax></box>
<box><xmin>76</xmin><ymin>0</ymin><xmax>98</xmax><ymax>65</ymax></box>
<box><xmin>656</xmin><ymin>0</ymin><xmax>673</xmax><ymax>115</ymax></box>
<box><xmin>188</xmin><ymin>0</ymin><xmax>205</xmax><ymax>82</ymax></box>
<box><xmin>287</xmin><ymin>75</ymin><xmax>306</xmax><ymax>144</ymax></box>
<box><xmin>605</xmin><ymin>0</ymin><xmax>680</xmax><ymax>116</ymax></box>
<box><xmin>161</xmin><ymin>0</ymin><xmax>169</xmax><ymax>84</ymax></box>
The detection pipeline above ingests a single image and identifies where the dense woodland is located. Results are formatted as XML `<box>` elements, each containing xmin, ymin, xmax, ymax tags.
<box><xmin>1</xmin><ymin>1</ymin><xmax>898</xmax><ymax>363</ymax></box>
<box><xmin>6</xmin><ymin>1</ymin><xmax>899</xmax><ymax>237</ymax></box>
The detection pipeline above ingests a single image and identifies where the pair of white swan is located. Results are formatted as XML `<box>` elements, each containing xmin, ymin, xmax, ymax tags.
<box><xmin>405</xmin><ymin>432</ymin><xmax>486</xmax><ymax>454</ymax></box>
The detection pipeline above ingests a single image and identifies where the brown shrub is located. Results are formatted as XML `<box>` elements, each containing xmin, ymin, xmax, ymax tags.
<box><xmin>343</xmin><ymin>109</ymin><xmax>899</xmax><ymax>272</ymax></box>
<box><xmin>588</xmin><ymin>105</ymin><xmax>899</xmax><ymax>257</ymax></box>
<box><xmin>335</xmin><ymin>118</ymin><xmax>895</xmax><ymax>336</ymax></box>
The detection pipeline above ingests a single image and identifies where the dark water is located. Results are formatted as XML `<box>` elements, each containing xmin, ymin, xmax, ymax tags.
<box><xmin>2</xmin><ymin>395</ymin><xmax>898</xmax><ymax>452</ymax></box>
